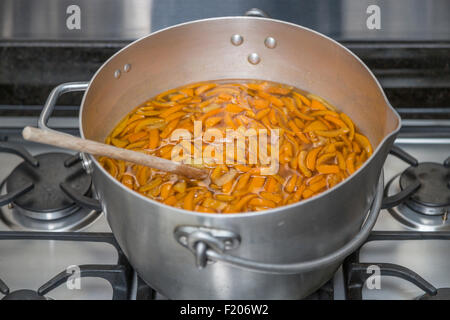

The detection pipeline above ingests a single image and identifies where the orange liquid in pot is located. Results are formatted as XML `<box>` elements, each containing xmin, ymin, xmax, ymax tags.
<box><xmin>100</xmin><ymin>80</ymin><xmax>373</xmax><ymax>213</ymax></box>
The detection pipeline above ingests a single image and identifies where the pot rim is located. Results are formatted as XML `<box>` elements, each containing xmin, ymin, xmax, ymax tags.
<box><xmin>80</xmin><ymin>16</ymin><xmax>401</xmax><ymax>219</ymax></box>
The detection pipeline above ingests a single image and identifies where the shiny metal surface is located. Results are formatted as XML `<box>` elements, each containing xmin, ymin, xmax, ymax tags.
<box><xmin>0</xmin><ymin>126</ymin><xmax>103</xmax><ymax>230</ymax></box>
<box><xmin>1</xmin><ymin>135</ymin><xmax>447</xmax><ymax>299</ymax></box>
<box><xmin>385</xmin><ymin>175</ymin><xmax>450</xmax><ymax>231</ymax></box>
<box><xmin>264</xmin><ymin>36</ymin><xmax>277</xmax><ymax>49</ymax></box>
<box><xmin>333</xmin><ymin>138</ymin><xmax>450</xmax><ymax>300</ymax></box>
<box><xmin>48</xmin><ymin>17</ymin><xmax>400</xmax><ymax>299</ymax></box>
<box><xmin>230</xmin><ymin>34</ymin><xmax>244</xmax><ymax>46</ymax></box>
<box><xmin>244</xmin><ymin>8</ymin><xmax>270</xmax><ymax>18</ymax></box>
<box><xmin>1</xmin><ymin>0</ymin><xmax>450</xmax><ymax>41</ymax></box>
<box><xmin>194</xmin><ymin>176</ymin><xmax>382</xmax><ymax>274</ymax></box>
<box><xmin>0</xmin><ymin>137</ymin><xmax>113</xmax><ymax>299</ymax></box>
<box><xmin>0</xmin><ymin>229</ymin><xmax>116</xmax><ymax>300</ymax></box>
<box><xmin>247</xmin><ymin>52</ymin><xmax>261</xmax><ymax>65</ymax></box>
<box><xmin>38</xmin><ymin>82</ymin><xmax>89</xmax><ymax>132</ymax></box>
<box><xmin>6</xmin><ymin>197</ymin><xmax>79</xmax><ymax>220</ymax></box>
<box><xmin>382</xmin><ymin>139</ymin><xmax>450</xmax><ymax>231</ymax></box>
<box><xmin>352</xmin><ymin>139</ymin><xmax>450</xmax><ymax>300</ymax></box>
<box><xmin>0</xmin><ymin>183</ymin><xmax>102</xmax><ymax>231</ymax></box>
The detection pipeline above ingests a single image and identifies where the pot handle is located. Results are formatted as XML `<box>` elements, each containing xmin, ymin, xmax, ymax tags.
<box><xmin>244</xmin><ymin>8</ymin><xmax>270</xmax><ymax>18</ymax></box>
<box><xmin>37</xmin><ymin>81</ymin><xmax>94</xmax><ymax>174</ymax></box>
<box><xmin>38</xmin><ymin>82</ymin><xmax>89</xmax><ymax>131</ymax></box>
<box><xmin>35</xmin><ymin>82</ymin><xmax>102</xmax><ymax>206</ymax></box>
<box><xmin>175</xmin><ymin>172</ymin><xmax>384</xmax><ymax>275</ymax></box>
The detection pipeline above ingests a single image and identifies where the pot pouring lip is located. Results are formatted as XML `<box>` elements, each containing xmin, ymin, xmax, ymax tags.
<box><xmin>79</xmin><ymin>16</ymin><xmax>401</xmax><ymax>219</ymax></box>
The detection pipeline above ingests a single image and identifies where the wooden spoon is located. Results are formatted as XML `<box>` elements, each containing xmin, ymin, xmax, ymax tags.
<box><xmin>22</xmin><ymin>126</ymin><xmax>209</xmax><ymax>180</ymax></box>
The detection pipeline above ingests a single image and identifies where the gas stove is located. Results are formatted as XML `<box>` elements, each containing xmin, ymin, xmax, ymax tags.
<box><xmin>0</xmin><ymin>133</ymin><xmax>448</xmax><ymax>300</ymax></box>
<box><xmin>0</xmin><ymin>136</ymin><xmax>158</xmax><ymax>300</ymax></box>
<box><xmin>336</xmin><ymin>137</ymin><xmax>450</xmax><ymax>300</ymax></box>
<box><xmin>1</xmin><ymin>0</ymin><xmax>449</xmax><ymax>301</ymax></box>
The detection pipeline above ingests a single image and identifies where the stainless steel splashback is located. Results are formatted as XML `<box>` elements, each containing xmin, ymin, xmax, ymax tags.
<box><xmin>1</xmin><ymin>0</ymin><xmax>449</xmax><ymax>41</ymax></box>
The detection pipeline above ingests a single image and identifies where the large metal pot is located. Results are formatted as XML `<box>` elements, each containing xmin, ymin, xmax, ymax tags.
<box><xmin>38</xmin><ymin>17</ymin><xmax>400</xmax><ymax>299</ymax></box>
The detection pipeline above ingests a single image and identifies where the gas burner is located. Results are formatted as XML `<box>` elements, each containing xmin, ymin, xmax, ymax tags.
<box><xmin>0</xmin><ymin>183</ymin><xmax>102</xmax><ymax>231</ymax></box>
<box><xmin>418</xmin><ymin>288</ymin><xmax>450</xmax><ymax>300</ymax></box>
<box><xmin>383</xmin><ymin>151</ymin><xmax>450</xmax><ymax>231</ymax></box>
<box><xmin>2</xmin><ymin>289</ymin><xmax>49</xmax><ymax>300</ymax></box>
<box><xmin>0</xmin><ymin>143</ymin><xmax>102</xmax><ymax>231</ymax></box>
<box><xmin>6</xmin><ymin>153</ymin><xmax>92</xmax><ymax>220</ymax></box>
<box><xmin>400</xmin><ymin>162</ymin><xmax>450</xmax><ymax>215</ymax></box>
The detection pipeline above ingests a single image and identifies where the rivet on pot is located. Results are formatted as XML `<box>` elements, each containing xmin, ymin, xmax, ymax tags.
<box><xmin>230</xmin><ymin>34</ymin><xmax>243</xmax><ymax>46</ymax></box>
<box><xmin>179</xmin><ymin>236</ymin><xmax>187</xmax><ymax>245</ymax></box>
<box><xmin>114</xmin><ymin>69</ymin><xmax>121</xmax><ymax>79</ymax></box>
<box><xmin>224</xmin><ymin>240</ymin><xmax>233</xmax><ymax>249</ymax></box>
<box><xmin>81</xmin><ymin>155</ymin><xmax>93</xmax><ymax>174</ymax></box>
<box><xmin>123</xmin><ymin>64</ymin><xmax>131</xmax><ymax>72</ymax></box>
<box><xmin>247</xmin><ymin>53</ymin><xmax>261</xmax><ymax>65</ymax></box>
<box><xmin>264</xmin><ymin>36</ymin><xmax>277</xmax><ymax>49</ymax></box>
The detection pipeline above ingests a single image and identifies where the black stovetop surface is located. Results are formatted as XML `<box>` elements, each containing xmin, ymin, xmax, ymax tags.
<box><xmin>1</xmin><ymin>41</ymin><xmax>449</xmax><ymax>121</ymax></box>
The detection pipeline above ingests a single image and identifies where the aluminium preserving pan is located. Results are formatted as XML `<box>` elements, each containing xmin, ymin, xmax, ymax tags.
<box><xmin>38</xmin><ymin>17</ymin><xmax>401</xmax><ymax>299</ymax></box>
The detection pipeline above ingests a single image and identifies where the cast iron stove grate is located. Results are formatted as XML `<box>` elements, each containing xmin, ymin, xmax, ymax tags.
<box><xmin>382</xmin><ymin>146</ymin><xmax>450</xmax><ymax>231</ymax></box>
<box><xmin>0</xmin><ymin>142</ymin><xmax>102</xmax><ymax>231</ymax></box>
<box><xmin>343</xmin><ymin>146</ymin><xmax>450</xmax><ymax>299</ymax></box>
<box><xmin>0</xmin><ymin>231</ymin><xmax>155</xmax><ymax>300</ymax></box>
<box><xmin>343</xmin><ymin>230</ymin><xmax>450</xmax><ymax>300</ymax></box>
<box><xmin>0</xmin><ymin>230</ymin><xmax>333</xmax><ymax>300</ymax></box>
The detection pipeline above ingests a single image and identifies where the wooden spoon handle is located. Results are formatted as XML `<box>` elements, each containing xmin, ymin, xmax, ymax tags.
<box><xmin>22</xmin><ymin>126</ymin><xmax>208</xmax><ymax>180</ymax></box>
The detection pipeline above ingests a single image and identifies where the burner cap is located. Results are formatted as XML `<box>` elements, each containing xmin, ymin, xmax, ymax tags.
<box><xmin>400</xmin><ymin>162</ymin><xmax>450</xmax><ymax>215</ymax></box>
<box><xmin>2</xmin><ymin>289</ymin><xmax>47</xmax><ymax>300</ymax></box>
<box><xmin>418</xmin><ymin>288</ymin><xmax>450</xmax><ymax>300</ymax></box>
<box><xmin>6</xmin><ymin>153</ymin><xmax>92</xmax><ymax>216</ymax></box>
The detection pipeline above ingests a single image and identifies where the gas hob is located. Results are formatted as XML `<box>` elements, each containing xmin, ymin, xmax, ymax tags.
<box><xmin>0</xmin><ymin>131</ymin><xmax>448</xmax><ymax>300</ymax></box>
<box><xmin>0</xmin><ymin>0</ymin><xmax>449</xmax><ymax>300</ymax></box>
